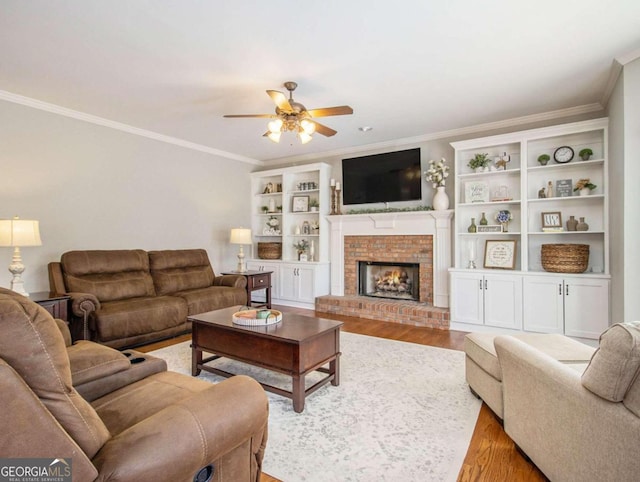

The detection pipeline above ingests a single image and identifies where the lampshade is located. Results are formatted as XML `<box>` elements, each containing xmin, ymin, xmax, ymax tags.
<box><xmin>0</xmin><ymin>218</ymin><xmax>42</xmax><ymax>247</ymax></box>
<box><xmin>230</xmin><ymin>228</ymin><xmax>252</xmax><ymax>245</ymax></box>
<box><xmin>267</xmin><ymin>131</ymin><xmax>282</xmax><ymax>143</ymax></box>
<box><xmin>300</xmin><ymin>119</ymin><xmax>316</xmax><ymax>135</ymax></box>
<box><xmin>268</xmin><ymin>119</ymin><xmax>283</xmax><ymax>133</ymax></box>
<box><xmin>298</xmin><ymin>130</ymin><xmax>313</xmax><ymax>144</ymax></box>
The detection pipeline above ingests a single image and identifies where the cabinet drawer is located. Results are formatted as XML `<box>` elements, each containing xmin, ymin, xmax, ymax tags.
<box><xmin>36</xmin><ymin>299</ymin><xmax>69</xmax><ymax>321</ymax></box>
<box><xmin>250</xmin><ymin>273</ymin><xmax>271</xmax><ymax>289</ymax></box>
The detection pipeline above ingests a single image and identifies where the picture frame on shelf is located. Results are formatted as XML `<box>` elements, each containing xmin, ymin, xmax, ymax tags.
<box><xmin>541</xmin><ymin>211</ymin><xmax>562</xmax><ymax>229</ymax></box>
<box><xmin>292</xmin><ymin>195</ymin><xmax>309</xmax><ymax>212</ymax></box>
<box><xmin>483</xmin><ymin>240</ymin><xmax>517</xmax><ymax>270</ymax></box>
<box><xmin>556</xmin><ymin>179</ymin><xmax>572</xmax><ymax>198</ymax></box>
<box><xmin>477</xmin><ymin>225</ymin><xmax>503</xmax><ymax>233</ymax></box>
<box><xmin>464</xmin><ymin>181</ymin><xmax>490</xmax><ymax>203</ymax></box>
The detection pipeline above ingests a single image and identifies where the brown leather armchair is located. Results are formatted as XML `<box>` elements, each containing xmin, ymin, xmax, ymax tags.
<box><xmin>0</xmin><ymin>288</ymin><xmax>268</xmax><ymax>482</ymax></box>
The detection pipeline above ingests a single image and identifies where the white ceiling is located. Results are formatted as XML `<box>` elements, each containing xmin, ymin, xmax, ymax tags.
<box><xmin>1</xmin><ymin>1</ymin><xmax>639</xmax><ymax>164</ymax></box>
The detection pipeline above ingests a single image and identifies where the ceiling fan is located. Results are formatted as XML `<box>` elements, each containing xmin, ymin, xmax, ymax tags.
<box><xmin>223</xmin><ymin>81</ymin><xmax>353</xmax><ymax>144</ymax></box>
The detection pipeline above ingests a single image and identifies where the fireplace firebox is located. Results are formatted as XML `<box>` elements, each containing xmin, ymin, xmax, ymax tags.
<box><xmin>358</xmin><ymin>261</ymin><xmax>420</xmax><ymax>301</ymax></box>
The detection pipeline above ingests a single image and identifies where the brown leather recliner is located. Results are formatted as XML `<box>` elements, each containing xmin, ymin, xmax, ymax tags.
<box><xmin>0</xmin><ymin>287</ymin><xmax>268</xmax><ymax>482</ymax></box>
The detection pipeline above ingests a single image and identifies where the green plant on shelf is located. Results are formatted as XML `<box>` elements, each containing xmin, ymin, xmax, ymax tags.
<box><xmin>537</xmin><ymin>154</ymin><xmax>550</xmax><ymax>165</ymax></box>
<box><xmin>574</xmin><ymin>178</ymin><xmax>597</xmax><ymax>192</ymax></box>
<box><xmin>293</xmin><ymin>239</ymin><xmax>309</xmax><ymax>254</ymax></box>
<box><xmin>579</xmin><ymin>148</ymin><xmax>593</xmax><ymax>161</ymax></box>
<box><xmin>344</xmin><ymin>205</ymin><xmax>433</xmax><ymax>215</ymax></box>
<box><xmin>468</xmin><ymin>153</ymin><xmax>490</xmax><ymax>170</ymax></box>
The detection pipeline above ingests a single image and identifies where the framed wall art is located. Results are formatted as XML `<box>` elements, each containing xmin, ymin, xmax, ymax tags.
<box><xmin>292</xmin><ymin>195</ymin><xmax>309</xmax><ymax>212</ymax></box>
<box><xmin>464</xmin><ymin>181</ymin><xmax>490</xmax><ymax>203</ymax></box>
<box><xmin>483</xmin><ymin>240</ymin><xmax>517</xmax><ymax>269</ymax></box>
<box><xmin>541</xmin><ymin>211</ymin><xmax>562</xmax><ymax>229</ymax></box>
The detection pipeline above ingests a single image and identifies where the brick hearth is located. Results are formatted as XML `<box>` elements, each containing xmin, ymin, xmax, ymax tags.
<box><xmin>316</xmin><ymin>295</ymin><xmax>449</xmax><ymax>329</ymax></box>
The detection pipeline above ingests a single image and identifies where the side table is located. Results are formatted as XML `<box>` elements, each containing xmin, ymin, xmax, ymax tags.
<box><xmin>29</xmin><ymin>291</ymin><xmax>70</xmax><ymax>321</ymax></box>
<box><xmin>222</xmin><ymin>270</ymin><xmax>273</xmax><ymax>309</ymax></box>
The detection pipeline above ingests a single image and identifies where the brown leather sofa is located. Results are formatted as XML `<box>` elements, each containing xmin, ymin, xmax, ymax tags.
<box><xmin>0</xmin><ymin>287</ymin><xmax>268</xmax><ymax>482</ymax></box>
<box><xmin>49</xmin><ymin>249</ymin><xmax>247</xmax><ymax>348</ymax></box>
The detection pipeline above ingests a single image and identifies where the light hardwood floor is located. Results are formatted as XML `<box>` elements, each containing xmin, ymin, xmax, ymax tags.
<box><xmin>138</xmin><ymin>306</ymin><xmax>547</xmax><ymax>482</ymax></box>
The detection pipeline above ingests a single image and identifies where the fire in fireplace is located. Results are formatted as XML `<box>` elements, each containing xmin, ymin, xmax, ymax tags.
<box><xmin>358</xmin><ymin>261</ymin><xmax>420</xmax><ymax>301</ymax></box>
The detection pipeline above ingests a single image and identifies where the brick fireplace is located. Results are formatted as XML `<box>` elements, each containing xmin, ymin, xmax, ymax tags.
<box><xmin>316</xmin><ymin>211</ymin><xmax>453</xmax><ymax>329</ymax></box>
<box><xmin>345</xmin><ymin>235</ymin><xmax>432</xmax><ymax>303</ymax></box>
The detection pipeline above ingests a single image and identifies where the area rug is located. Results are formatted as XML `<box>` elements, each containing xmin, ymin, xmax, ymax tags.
<box><xmin>150</xmin><ymin>332</ymin><xmax>481</xmax><ymax>482</ymax></box>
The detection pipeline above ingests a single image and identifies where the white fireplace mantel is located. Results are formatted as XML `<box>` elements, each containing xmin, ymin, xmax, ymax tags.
<box><xmin>326</xmin><ymin>210</ymin><xmax>454</xmax><ymax>307</ymax></box>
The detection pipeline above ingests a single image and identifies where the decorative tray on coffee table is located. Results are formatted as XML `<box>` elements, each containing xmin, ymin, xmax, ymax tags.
<box><xmin>232</xmin><ymin>309</ymin><xmax>282</xmax><ymax>326</ymax></box>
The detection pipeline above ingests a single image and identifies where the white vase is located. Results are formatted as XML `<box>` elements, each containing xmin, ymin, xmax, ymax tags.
<box><xmin>432</xmin><ymin>186</ymin><xmax>450</xmax><ymax>210</ymax></box>
<box><xmin>580</xmin><ymin>188</ymin><xmax>590</xmax><ymax>197</ymax></box>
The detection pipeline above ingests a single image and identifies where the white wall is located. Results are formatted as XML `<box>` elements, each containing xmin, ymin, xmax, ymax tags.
<box><xmin>622</xmin><ymin>58</ymin><xmax>640</xmax><ymax>321</ymax></box>
<box><xmin>0</xmin><ymin>100</ymin><xmax>252</xmax><ymax>293</ymax></box>
<box><xmin>606</xmin><ymin>57</ymin><xmax>640</xmax><ymax>323</ymax></box>
<box><xmin>607</xmin><ymin>66</ymin><xmax>625</xmax><ymax>323</ymax></box>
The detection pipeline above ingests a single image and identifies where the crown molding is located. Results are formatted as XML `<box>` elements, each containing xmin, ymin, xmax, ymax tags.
<box><xmin>601</xmin><ymin>47</ymin><xmax>640</xmax><ymax>107</ymax></box>
<box><xmin>265</xmin><ymin>103</ymin><xmax>603</xmax><ymax>164</ymax></box>
<box><xmin>601</xmin><ymin>60</ymin><xmax>624</xmax><ymax>108</ymax></box>
<box><xmin>0</xmin><ymin>90</ymin><xmax>262</xmax><ymax>166</ymax></box>
<box><xmin>616</xmin><ymin>47</ymin><xmax>640</xmax><ymax>66</ymax></box>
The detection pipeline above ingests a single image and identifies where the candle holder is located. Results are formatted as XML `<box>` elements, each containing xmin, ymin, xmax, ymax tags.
<box><xmin>330</xmin><ymin>186</ymin><xmax>339</xmax><ymax>215</ymax></box>
<box><xmin>335</xmin><ymin>186</ymin><xmax>342</xmax><ymax>215</ymax></box>
<box><xmin>467</xmin><ymin>239</ymin><xmax>477</xmax><ymax>269</ymax></box>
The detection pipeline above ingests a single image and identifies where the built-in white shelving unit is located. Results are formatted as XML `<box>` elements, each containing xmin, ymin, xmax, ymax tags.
<box><xmin>248</xmin><ymin>162</ymin><xmax>331</xmax><ymax>309</ymax></box>
<box><xmin>449</xmin><ymin>118</ymin><xmax>610</xmax><ymax>340</ymax></box>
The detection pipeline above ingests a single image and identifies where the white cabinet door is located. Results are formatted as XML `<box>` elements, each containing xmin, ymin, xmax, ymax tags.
<box><xmin>523</xmin><ymin>276</ymin><xmax>564</xmax><ymax>333</ymax></box>
<box><xmin>483</xmin><ymin>274</ymin><xmax>522</xmax><ymax>329</ymax></box>
<box><xmin>450</xmin><ymin>272</ymin><xmax>484</xmax><ymax>325</ymax></box>
<box><xmin>564</xmin><ymin>277</ymin><xmax>610</xmax><ymax>339</ymax></box>
<box><xmin>278</xmin><ymin>264</ymin><xmax>298</xmax><ymax>301</ymax></box>
<box><xmin>296</xmin><ymin>266</ymin><xmax>316</xmax><ymax>303</ymax></box>
<box><xmin>279</xmin><ymin>264</ymin><xmax>318</xmax><ymax>303</ymax></box>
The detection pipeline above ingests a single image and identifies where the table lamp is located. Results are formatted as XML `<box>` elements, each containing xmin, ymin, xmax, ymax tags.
<box><xmin>230</xmin><ymin>228</ymin><xmax>252</xmax><ymax>273</ymax></box>
<box><xmin>0</xmin><ymin>216</ymin><xmax>42</xmax><ymax>296</ymax></box>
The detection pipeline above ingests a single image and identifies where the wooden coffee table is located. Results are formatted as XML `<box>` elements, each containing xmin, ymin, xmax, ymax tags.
<box><xmin>189</xmin><ymin>306</ymin><xmax>343</xmax><ymax>413</ymax></box>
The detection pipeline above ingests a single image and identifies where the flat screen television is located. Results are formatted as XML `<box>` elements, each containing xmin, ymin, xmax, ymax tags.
<box><xmin>342</xmin><ymin>148</ymin><xmax>422</xmax><ymax>205</ymax></box>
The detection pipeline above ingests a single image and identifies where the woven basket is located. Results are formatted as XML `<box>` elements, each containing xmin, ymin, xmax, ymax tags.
<box><xmin>541</xmin><ymin>244</ymin><xmax>589</xmax><ymax>273</ymax></box>
<box><xmin>257</xmin><ymin>242</ymin><xmax>282</xmax><ymax>260</ymax></box>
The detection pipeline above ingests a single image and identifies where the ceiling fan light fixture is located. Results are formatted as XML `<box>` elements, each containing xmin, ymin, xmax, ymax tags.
<box><xmin>298</xmin><ymin>130</ymin><xmax>313</xmax><ymax>144</ymax></box>
<box><xmin>268</xmin><ymin>118</ymin><xmax>283</xmax><ymax>133</ymax></box>
<box><xmin>224</xmin><ymin>81</ymin><xmax>353</xmax><ymax>145</ymax></box>
<box><xmin>300</xmin><ymin>119</ymin><xmax>316</xmax><ymax>135</ymax></box>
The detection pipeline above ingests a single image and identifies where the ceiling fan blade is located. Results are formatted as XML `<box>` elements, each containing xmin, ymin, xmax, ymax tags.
<box><xmin>223</xmin><ymin>114</ymin><xmax>275</xmax><ymax>118</ymax></box>
<box><xmin>306</xmin><ymin>106</ymin><xmax>353</xmax><ymax>117</ymax></box>
<box><xmin>311</xmin><ymin>121</ymin><xmax>337</xmax><ymax>137</ymax></box>
<box><xmin>267</xmin><ymin>90</ymin><xmax>293</xmax><ymax>112</ymax></box>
